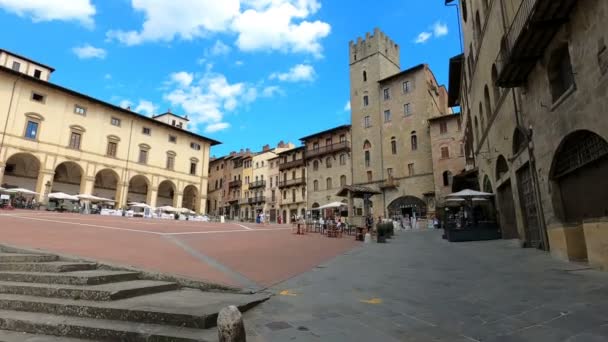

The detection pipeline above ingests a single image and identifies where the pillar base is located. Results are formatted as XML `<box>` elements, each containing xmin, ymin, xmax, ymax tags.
<box><xmin>547</xmin><ymin>223</ymin><xmax>588</xmax><ymax>262</ymax></box>
<box><xmin>583</xmin><ymin>218</ymin><xmax>608</xmax><ymax>270</ymax></box>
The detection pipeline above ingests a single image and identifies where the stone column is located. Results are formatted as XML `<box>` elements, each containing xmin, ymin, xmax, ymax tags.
<box><xmin>174</xmin><ymin>191</ymin><xmax>183</xmax><ymax>208</ymax></box>
<box><xmin>35</xmin><ymin>170</ymin><xmax>55</xmax><ymax>203</ymax></box>
<box><xmin>116</xmin><ymin>181</ymin><xmax>128</xmax><ymax>209</ymax></box>
<box><xmin>81</xmin><ymin>176</ymin><xmax>95</xmax><ymax>195</ymax></box>
<box><xmin>0</xmin><ymin>161</ymin><xmax>5</xmax><ymax>187</ymax></box>
<box><xmin>198</xmin><ymin>195</ymin><xmax>206</xmax><ymax>214</ymax></box>
<box><xmin>148</xmin><ymin>187</ymin><xmax>158</xmax><ymax>208</ymax></box>
<box><xmin>348</xmin><ymin>191</ymin><xmax>354</xmax><ymax>225</ymax></box>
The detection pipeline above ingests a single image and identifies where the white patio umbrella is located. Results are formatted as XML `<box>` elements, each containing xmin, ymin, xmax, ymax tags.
<box><xmin>78</xmin><ymin>194</ymin><xmax>115</xmax><ymax>203</ymax></box>
<box><xmin>446</xmin><ymin>198</ymin><xmax>465</xmax><ymax>202</ymax></box>
<box><xmin>129</xmin><ymin>202</ymin><xmax>152</xmax><ymax>209</ymax></box>
<box><xmin>158</xmin><ymin>205</ymin><xmax>178</xmax><ymax>212</ymax></box>
<box><xmin>48</xmin><ymin>192</ymin><xmax>79</xmax><ymax>201</ymax></box>
<box><xmin>3</xmin><ymin>188</ymin><xmax>39</xmax><ymax>195</ymax></box>
<box><xmin>472</xmin><ymin>197</ymin><xmax>490</xmax><ymax>202</ymax></box>
<box><xmin>317</xmin><ymin>201</ymin><xmax>347</xmax><ymax>210</ymax></box>
<box><xmin>445</xmin><ymin>189</ymin><xmax>494</xmax><ymax>198</ymax></box>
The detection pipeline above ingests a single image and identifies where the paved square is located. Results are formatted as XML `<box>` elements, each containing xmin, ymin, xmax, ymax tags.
<box><xmin>0</xmin><ymin>211</ymin><xmax>358</xmax><ymax>289</ymax></box>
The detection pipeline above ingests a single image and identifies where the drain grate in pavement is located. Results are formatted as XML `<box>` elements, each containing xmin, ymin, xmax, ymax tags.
<box><xmin>266</xmin><ymin>321</ymin><xmax>292</xmax><ymax>331</ymax></box>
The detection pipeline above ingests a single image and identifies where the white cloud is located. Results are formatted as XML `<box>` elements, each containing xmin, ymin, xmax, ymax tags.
<box><xmin>269</xmin><ymin>64</ymin><xmax>315</xmax><ymax>82</ymax></box>
<box><xmin>235</xmin><ymin>60</ymin><xmax>244</xmax><ymax>66</ymax></box>
<box><xmin>433</xmin><ymin>21</ymin><xmax>448</xmax><ymax>37</ymax></box>
<box><xmin>169</xmin><ymin>71</ymin><xmax>194</xmax><ymax>88</ymax></box>
<box><xmin>205</xmin><ymin>122</ymin><xmax>230</xmax><ymax>133</ymax></box>
<box><xmin>0</xmin><ymin>0</ymin><xmax>96</xmax><ymax>27</ymax></box>
<box><xmin>72</xmin><ymin>44</ymin><xmax>107</xmax><ymax>59</ymax></box>
<box><xmin>119</xmin><ymin>99</ymin><xmax>133</xmax><ymax>108</ymax></box>
<box><xmin>414</xmin><ymin>32</ymin><xmax>432</xmax><ymax>44</ymax></box>
<box><xmin>163</xmin><ymin>66</ymin><xmax>258</xmax><ymax>133</ymax></box>
<box><xmin>209</xmin><ymin>40</ymin><xmax>231</xmax><ymax>56</ymax></box>
<box><xmin>262</xmin><ymin>85</ymin><xmax>283</xmax><ymax>97</ymax></box>
<box><xmin>104</xmin><ymin>73</ymin><xmax>112</xmax><ymax>80</ymax></box>
<box><xmin>107</xmin><ymin>0</ymin><xmax>330</xmax><ymax>57</ymax></box>
<box><xmin>134</xmin><ymin>100</ymin><xmax>158</xmax><ymax>116</ymax></box>
<box><xmin>344</xmin><ymin>101</ymin><xmax>351</xmax><ymax>111</ymax></box>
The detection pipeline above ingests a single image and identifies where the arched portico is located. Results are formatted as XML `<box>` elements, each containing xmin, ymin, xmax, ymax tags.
<box><xmin>52</xmin><ymin>161</ymin><xmax>84</xmax><ymax>194</ymax></box>
<box><xmin>157</xmin><ymin>180</ymin><xmax>176</xmax><ymax>207</ymax></box>
<box><xmin>127</xmin><ymin>175</ymin><xmax>150</xmax><ymax>204</ymax></box>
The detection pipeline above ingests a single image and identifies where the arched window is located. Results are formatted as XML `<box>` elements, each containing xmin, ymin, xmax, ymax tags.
<box><xmin>461</xmin><ymin>0</ymin><xmax>468</xmax><ymax>22</ymax></box>
<box><xmin>326</xmin><ymin>177</ymin><xmax>333</xmax><ymax>190</ymax></box>
<box><xmin>479</xmin><ymin>102</ymin><xmax>484</xmax><ymax>128</ymax></box>
<box><xmin>363</xmin><ymin>140</ymin><xmax>371</xmax><ymax>149</ymax></box>
<box><xmin>313</xmin><ymin>160</ymin><xmax>319</xmax><ymax>171</ymax></box>
<box><xmin>364</xmin><ymin>140</ymin><xmax>371</xmax><ymax>167</ymax></box>
<box><xmin>326</xmin><ymin>157</ymin><xmax>332</xmax><ymax>168</ymax></box>
<box><xmin>313</xmin><ymin>180</ymin><xmax>319</xmax><ymax>191</ymax></box>
<box><xmin>363</xmin><ymin>71</ymin><xmax>367</xmax><ymax>82</ymax></box>
<box><xmin>484</xmin><ymin>85</ymin><xmax>492</xmax><ymax>120</ymax></box>
<box><xmin>474</xmin><ymin>11</ymin><xmax>482</xmax><ymax>45</ymax></box>
<box><xmin>482</xmin><ymin>0</ymin><xmax>489</xmax><ymax>14</ymax></box>
<box><xmin>365</xmin><ymin>151</ymin><xmax>370</xmax><ymax>167</ymax></box>
<box><xmin>390</xmin><ymin>137</ymin><xmax>397</xmax><ymax>155</ymax></box>
<box><xmin>442</xmin><ymin>171</ymin><xmax>453</xmax><ymax>186</ymax></box>
<box><xmin>339</xmin><ymin>154</ymin><xmax>346</xmax><ymax>165</ymax></box>
<box><xmin>340</xmin><ymin>175</ymin><xmax>347</xmax><ymax>186</ymax></box>
<box><xmin>491</xmin><ymin>64</ymin><xmax>501</xmax><ymax>104</ymax></box>
<box><xmin>548</xmin><ymin>44</ymin><xmax>575</xmax><ymax>102</ymax></box>
<box><xmin>411</xmin><ymin>131</ymin><xmax>418</xmax><ymax>151</ymax></box>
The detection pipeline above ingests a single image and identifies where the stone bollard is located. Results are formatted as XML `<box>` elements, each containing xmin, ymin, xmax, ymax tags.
<box><xmin>218</xmin><ymin>305</ymin><xmax>246</xmax><ymax>342</ymax></box>
<box><xmin>364</xmin><ymin>233</ymin><xmax>372</xmax><ymax>243</ymax></box>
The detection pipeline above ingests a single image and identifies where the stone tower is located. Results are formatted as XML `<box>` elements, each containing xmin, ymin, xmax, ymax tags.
<box><xmin>349</xmin><ymin>28</ymin><xmax>401</xmax><ymax>187</ymax></box>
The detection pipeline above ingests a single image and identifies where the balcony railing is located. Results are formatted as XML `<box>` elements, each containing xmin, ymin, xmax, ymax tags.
<box><xmin>248</xmin><ymin>180</ymin><xmax>266</xmax><ymax>189</ymax></box>
<box><xmin>278</xmin><ymin>158</ymin><xmax>305</xmax><ymax>171</ymax></box>
<box><xmin>248</xmin><ymin>196</ymin><xmax>266</xmax><ymax>204</ymax></box>
<box><xmin>238</xmin><ymin>198</ymin><xmax>249</xmax><ymax>205</ymax></box>
<box><xmin>278</xmin><ymin>178</ymin><xmax>306</xmax><ymax>188</ymax></box>
<box><xmin>495</xmin><ymin>0</ymin><xmax>577</xmax><ymax>87</ymax></box>
<box><xmin>229</xmin><ymin>180</ymin><xmax>242</xmax><ymax>188</ymax></box>
<box><xmin>306</xmin><ymin>141</ymin><xmax>350</xmax><ymax>159</ymax></box>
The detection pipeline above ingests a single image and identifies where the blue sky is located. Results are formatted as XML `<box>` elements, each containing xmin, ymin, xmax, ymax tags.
<box><xmin>0</xmin><ymin>0</ymin><xmax>461</xmax><ymax>156</ymax></box>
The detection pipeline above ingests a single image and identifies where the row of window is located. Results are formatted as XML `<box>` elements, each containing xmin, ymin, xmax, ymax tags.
<box><xmin>310</xmin><ymin>134</ymin><xmax>347</xmax><ymax>150</ymax></box>
<box><xmin>362</xmin><ymin>70</ymin><xmax>413</xmax><ymax>96</ymax></box>
<box><xmin>312</xmin><ymin>175</ymin><xmax>348</xmax><ymax>191</ymax></box>
<box><xmin>363</xmin><ymin>103</ymin><xmax>413</xmax><ymax>128</ymax></box>
<box><xmin>311</xmin><ymin>154</ymin><xmax>348</xmax><ymax>170</ymax></box>
<box><xmin>11</xmin><ymin>61</ymin><xmax>43</xmax><ymax>79</ymax></box>
<box><xmin>282</xmin><ymin>188</ymin><xmax>306</xmax><ymax>202</ymax></box>
<box><xmin>28</xmin><ymin>92</ymin><xmax>202</xmax><ymax>151</ymax></box>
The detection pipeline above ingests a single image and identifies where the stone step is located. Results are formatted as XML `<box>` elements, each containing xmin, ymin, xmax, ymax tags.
<box><xmin>0</xmin><ymin>261</ymin><xmax>97</xmax><ymax>273</ymax></box>
<box><xmin>0</xmin><ymin>309</ymin><xmax>214</xmax><ymax>342</ymax></box>
<box><xmin>0</xmin><ymin>290</ymin><xmax>271</xmax><ymax>329</ymax></box>
<box><xmin>0</xmin><ymin>329</ymin><xmax>97</xmax><ymax>341</ymax></box>
<box><xmin>0</xmin><ymin>280</ymin><xmax>178</xmax><ymax>301</ymax></box>
<box><xmin>0</xmin><ymin>270</ymin><xmax>140</xmax><ymax>285</ymax></box>
<box><xmin>0</xmin><ymin>253</ymin><xmax>58</xmax><ymax>263</ymax></box>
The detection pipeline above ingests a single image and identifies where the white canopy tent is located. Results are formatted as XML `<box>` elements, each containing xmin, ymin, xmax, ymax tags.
<box><xmin>48</xmin><ymin>192</ymin><xmax>79</xmax><ymax>201</ymax></box>
<box><xmin>3</xmin><ymin>188</ymin><xmax>39</xmax><ymax>195</ymax></box>
<box><xmin>446</xmin><ymin>189</ymin><xmax>494</xmax><ymax>198</ymax></box>
<box><xmin>316</xmin><ymin>201</ymin><xmax>347</xmax><ymax>210</ymax></box>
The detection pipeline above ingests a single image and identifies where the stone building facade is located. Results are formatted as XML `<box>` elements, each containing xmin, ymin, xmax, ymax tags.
<box><xmin>429</xmin><ymin>113</ymin><xmax>465</xmax><ymax>203</ymax></box>
<box><xmin>277</xmin><ymin>146</ymin><xmax>307</xmax><ymax>224</ymax></box>
<box><xmin>300</xmin><ymin>125</ymin><xmax>352</xmax><ymax>219</ymax></box>
<box><xmin>450</xmin><ymin>0</ymin><xmax>608</xmax><ymax>267</ymax></box>
<box><xmin>349</xmin><ymin>28</ymin><xmax>452</xmax><ymax>220</ymax></box>
<box><xmin>0</xmin><ymin>49</ymin><xmax>217</xmax><ymax>213</ymax></box>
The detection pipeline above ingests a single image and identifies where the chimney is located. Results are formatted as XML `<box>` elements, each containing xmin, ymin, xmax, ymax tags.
<box><xmin>278</xmin><ymin>140</ymin><xmax>285</xmax><ymax>148</ymax></box>
<box><xmin>230</xmin><ymin>151</ymin><xmax>236</xmax><ymax>157</ymax></box>
<box><xmin>263</xmin><ymin>144</ymin><xmax>270</xmax><ymax>152</ymax></box>
<box><xmin>126</xmin><ymin>106</ymin><xmax>131</xmax><ymax>110</ymax></box>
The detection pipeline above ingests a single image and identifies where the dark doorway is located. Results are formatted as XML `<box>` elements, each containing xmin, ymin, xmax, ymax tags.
<box><xmin>497</xmin><ymin>181</ymin><xmax>519</xmax><ymax>239</ymax></box>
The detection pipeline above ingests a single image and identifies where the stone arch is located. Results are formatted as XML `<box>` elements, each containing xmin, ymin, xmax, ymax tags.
<box><xmin>483</xmin><ymin>174</ymin><xmax>493</xmax><ymax>193</ymax></box>
<box><xmin>127</xmin><ymin>175</ymin><xmax>150</xmax><ymax>204</ymax></box>
<box><xmin>549</xmin><ymin>130</ymin><xmax>608</xmax><ymax>223</ymax></box>
<box><xmin>93</xmin><ymin>168</ymin><xmax>120</xmax><ymax>202</ymax></box>
<box><xmin>484</xmin><ymin>84</ymin><xmax>492</xmax><ymax>121</ymax></box>
<box><xmin>183</xmin><ymin>184</ymin><xmax>199</xmax><ymax>212</ymax></box>
<box><xmin>157</xmin><ymin>180</ymin><xmax>176</xmax><ymax>207</ymax></box>
<box><xmin>387</xmin><ymin>196</ymin><xmax>427</xmax><ymax>218</ymax></box>
<box><xmin>474</xmin><ymin>116</ymin><xmax>480</xmax><ymax>144</ymax></box>
<box><xmin>312</xmin><ymin>202</ymin><xmax>320</xmax><ymax>219</ymax></box>
<box><xmin>491</xmin><ymin>64</ymin><xmax>501</xmax><ymax>104</ymax></box>
<box><xmin>52</xmin><ymin>161</ymin><xmax>84</xmax><ymax>194</ymax></box>
<box><xmin>496</xmin><ymin>155</ymin><xmax>509</xmax><ymax>180</ymax></box>
<box><xmin>2</xmin><ymin>152</ymin><xmax>41</xmax><ymax>191</ymax></box>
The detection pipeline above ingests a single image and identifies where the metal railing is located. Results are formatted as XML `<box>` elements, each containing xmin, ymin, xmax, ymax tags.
<box><xmin>278</xmin><ymin>158</ymin><xmax>305</xmax><ymax>170</ymax></box>
<box><xmin>228</xmin><ymin>180</ymin><xmax>242</xmax><ymax>188</ymax></box>
<box><xmin>278</xmin><ymin>178</ymin><xmax>306</xmax><ymax>188</ymax></box>
<box><xmin>248</xmin><ymin>180</ymin><xmax>266</xmax><ymax>189</ymax></box>
<box><xmin>306</xmin><ymin>141</ymin><xmax>350</xmax><ymax>158</ymax></box>
<box><xmin>248</xmin><ymin>196</ymin><xmax>266</xmax><ymax>204</ymax></box>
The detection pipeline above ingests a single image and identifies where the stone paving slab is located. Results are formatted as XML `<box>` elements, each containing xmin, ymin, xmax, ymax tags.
<box><xmin>242</xmin><ymin>229</ymin><xmax>608</xmax><ymax>341</ymax></box>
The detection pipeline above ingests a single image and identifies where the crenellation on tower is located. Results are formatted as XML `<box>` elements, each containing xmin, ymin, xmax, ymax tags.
<box><xmin>349</xmin><ymin>28</ymin><xmax>400</xmax><ymax>67</ymax></box>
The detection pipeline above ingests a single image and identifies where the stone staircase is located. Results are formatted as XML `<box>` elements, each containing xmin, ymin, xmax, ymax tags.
<box><xmin>0</xmin><ymin>250</ymin><xmax>270</xmax><ymax>341</ymax></box>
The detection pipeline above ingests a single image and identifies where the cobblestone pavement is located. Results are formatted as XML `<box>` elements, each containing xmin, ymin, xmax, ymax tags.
<box><xmin>243</xmin><ymin>229</ymin><xmax>608</xmax><ymax>341</ymax></box>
